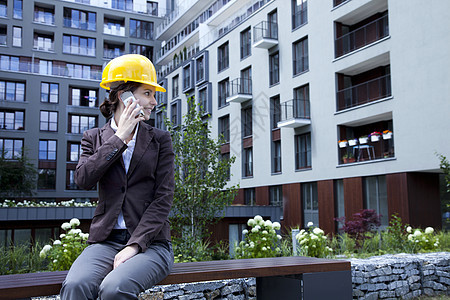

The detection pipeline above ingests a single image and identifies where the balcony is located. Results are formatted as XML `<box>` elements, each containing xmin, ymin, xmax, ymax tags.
<box><xmin>335</xmin><ymin>14</ymin><xmax>389</xmax><ymax>58</ymax></box>
<box><xmin>226</xmin><ymin>78</ymin><xmax>252</xmax><ymax>103</ymax></box>
<box><xmin>336</xmin><ymin>74</ymin><xmax>391</xmax><ymax>111</ymax></box>
<box><xmin>278</xmin><ymin>99</ymin><xmax>311</xmax><ymax>128</ymax></box>
<box><xmin>253</xmin><ymin>21</ymin><xmax>278</xmax><ymax>49</ymax></box>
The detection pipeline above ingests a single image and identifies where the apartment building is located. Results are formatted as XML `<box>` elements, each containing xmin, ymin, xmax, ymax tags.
<box><xmin>0</xmin><ymin>0</ymin><xmax>163</xmax><ymax>245</ymax></box>
<box><xmin>155</xmin><ymin>0</ymin><xmax>450</xmax><ymax>245</ymax></box>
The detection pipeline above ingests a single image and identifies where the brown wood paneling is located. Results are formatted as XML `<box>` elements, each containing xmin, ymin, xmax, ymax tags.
<box><xmin>220</xmin><ymin>143</ymin><xmax>230</xmax><ymax>154</ymax></box>
<box><xmin>343</xmin><ymin>177</ymin><xmax>363</xmax><ymax>220</ymax></box>
<box><xmin>386</xmin><ymin>173</ymin><xmax>410</xmax><ymax>224</ymax></box>
<box><xmin>38</xmin><ymin>161</ymin><xmax>56</xmax><ymax>169</ymax></box>
<box><xmin>255</xmin><ymin>186</ymin><xmax>269</xmax><ymax>206</ymax></box>
<box><xmin>407</xmin><ymin>172</ymin><xmax>441</xmax><ymax>229</ymax></box>
<box><xmin>282</xmin><ymin>183</ymin><xmax>301</xmax><ymax>230</ymax></box>
<box><xmin>272</xmin><ymin>129</ymin><xmax>281</xmax><ymax>141</ymax></box>
<box><xmin>233</xmin><ymin>188</ymin><xmax>244</xmax><ymax>205</ymax></box>
<box><xmin>242</xmin><ymin>137</ymin><xmax>253</xmax><ymax>149</ymax></box>
<box><xmin>318</xmin><ymin>180</ymin><xmax>335</xmax><ymax>235</ymax></box>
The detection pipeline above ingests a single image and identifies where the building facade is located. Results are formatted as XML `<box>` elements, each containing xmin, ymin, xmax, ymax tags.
<box><xmin>154</xmin><ymin>0</ymin><xmax>450</xmax><ymax>245</ymax></box>
<box><xmin>0</xmin><ymin>0</ymin><xmax>163</xmax><ymax>245</ymax></box>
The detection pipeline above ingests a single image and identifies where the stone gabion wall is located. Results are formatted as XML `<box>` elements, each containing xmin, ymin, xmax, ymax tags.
<box><xmin>350</xmin><ymin>252</ymin><xmax>450</xmax><ymax>299</ymax></box>
<box><xmin>139</xmin><ymin>278</ymin><xmax>256</xmax><ymax>300</ymax></box>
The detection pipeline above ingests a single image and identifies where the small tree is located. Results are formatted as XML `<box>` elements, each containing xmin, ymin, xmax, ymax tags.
<box><xmin>166</xmin><ymin>97</ymin><xmax>238</xmax><ymax>255</ymax></box>
<box><xmin>0</xmin><ymin>149</ymin><xmax>37</xmax><ymax>201</ymax></box>
<box><xmin>437</xmin><ymin>153</ymin><xmax>450</xmax><ymax>193</ymax></box>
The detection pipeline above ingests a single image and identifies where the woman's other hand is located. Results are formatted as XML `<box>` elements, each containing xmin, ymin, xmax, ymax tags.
<box><xmin>114</xmin><ymin>244</ymin><xmax>139</xmax><ymax>269</ymax></box>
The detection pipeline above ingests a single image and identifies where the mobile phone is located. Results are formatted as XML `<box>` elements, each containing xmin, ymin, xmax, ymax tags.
<box><xmin>121</xmin><ymin>91</ymin><xmax>144</xmax><ymax>118</ymax></box>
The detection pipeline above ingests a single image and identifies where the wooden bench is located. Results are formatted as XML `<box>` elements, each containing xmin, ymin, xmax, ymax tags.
<box><xmin>0</xmin><ymin>256</ymin><xmax>352</xmax><ymax>300</ymax></box>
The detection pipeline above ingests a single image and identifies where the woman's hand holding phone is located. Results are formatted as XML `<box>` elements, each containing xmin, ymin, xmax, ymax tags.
<box><xmin>115</xmin><ymin>93</ymin><xmax>144</xmax><ymax>143</ymax></box>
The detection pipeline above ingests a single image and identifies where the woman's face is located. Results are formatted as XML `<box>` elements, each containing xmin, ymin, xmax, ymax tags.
<box><xmin>130</xmin><ymin>84</ymin><xmax>158</xmax><ymax>120</ymax></box>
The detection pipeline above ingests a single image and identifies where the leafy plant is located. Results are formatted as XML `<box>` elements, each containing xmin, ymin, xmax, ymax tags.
<box><xmin>234</xmin><ymin>215</ymin><xmax>282</xmax><ymax>259</ymax></box>
<box><xmin>295</xmin><ymin>223</ymin><xmax>333</xmax><ymax>258</ymax></box>
<box><xmin>172</xmin><ymin>236</ymin><xmax>213</xmax><ymax>263</ymax></box>
<box><xmin>335</xmin><ymin>209</ymin><xmax>381</xmax><ymax>247</ymax></box>
<box><xmin>0</xmin><ymin>244</ymin><xmax>47</xmax><ymax>275</ymax></box>
<box><xmin>406</xmin><ymin>226</ymin><xmax>440</xmax><ymax>253</ymax></box>
<box><xmin>40</xmin><ymin>218</ymin><xmax>89</xmax><ymax>271</ymax></box>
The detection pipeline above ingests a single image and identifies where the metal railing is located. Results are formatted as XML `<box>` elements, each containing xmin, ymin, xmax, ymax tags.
<box><xmin>336</xmin><ymin>74</ymin><xmax>391</xmax><ymax>111</ymax></box>
<box><xmin>253</xmin><ymin>21</ymin><xmax>278</xmax><ymax>43</ymax></box>
<box><xmin>280</xmin><ymin>99</ymin><xmax>311</xmax><ymax>121</ymax></box>
<box><xmin>335</xmin><ymin>14</ymin><xmax>389</xmax><ymax>58</ymax></box>
<box><xmin>228</xmin><ymin>78</ymin><xmax>252</xmax><ymax>97</ymax></box>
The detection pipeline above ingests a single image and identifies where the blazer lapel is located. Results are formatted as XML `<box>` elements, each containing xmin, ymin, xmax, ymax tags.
<box><xmin>127</xmin><ymin>122</ymin><xmax>154</xmax><ymax>178</ymax></box>
<box><xmin>100</xmin><ymin>120</ymin><xmax>125</xmax><ymax>170</ymax></box>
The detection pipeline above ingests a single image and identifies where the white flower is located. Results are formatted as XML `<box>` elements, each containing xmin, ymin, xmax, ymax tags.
<box><xmin>262</xmin><ymin>247</ymin><xmax>267</xmax><ymax>251</ymax></box>
<box><xmin>264</xmin><ymin>220</ymin><xmax>273</xmax><ymax>228</ymax></box>
<box><xmin>251</xmin><ymin>227</ymin><xmax>259</xmax><ymax>233</ymax></box>
<box><xmin>406</xmin><ymin>226</ymin><xmax>412</xmax><ymax>233</ymax></box>
<box><xmin>61</xmin><ymin>222</ymin><xmax>71</xmax><ymax>230</ymax></box>
<box><xmin>262</xmin><ymin>237</ymin><xmax>267</xmax><ymax>241</ymax></box>
<box><xmin>313</xmin><ymin>228</ymin><xmax>324</xmax><ymax>235</ymax></box>
<box><xmin>414</xmin><ymin>230</ymin><xmax>422</xmax><ymax>237</ymax></box>
<box><xmin>307</xmin><ymin>222</ymin><xmax>313</xmax><ymax>227</ymax></box>
<box><xmin>247</xmin><ymin>219</ymin><xmax>256</xmax><ymax>227</ymax></box>
<box><xmin>272</xmin><ymin>222</ymin><xmax>281</xmax><ymax>230</ymax></box>
<box><xmin>64</xmin><ymin>249</ymin><xmax>68</xmax><ymax>253</ymax></box>
<box><xmin>53</xmin><ymin>240</ymin><xmax>61</xmax><ymax>245</ymax></box>
<box><xmin>270</xmin><ymin>229</ymin><xmax>276</xmax><ymax>234</ymax></box>
<box><xmin>60</xmin><ymin>234</ymin><xmax>66</xmax><ymax>239</ymax></box>
<box><xmin>254</xmin><ymin>215</ymin><xmax>263</xmax><ymax>222</ymax></box>
<box><xmin>43</xmin><ymin>244</ymin><xmax>52</xmax><ymax>252</ymax></box>
<box><xmin>299</xmin><ymin>229</ymin><xmax>305</xmax><ymax>235</ymax></box>
<box><xmin>425</xmin><ymin>227</ymin><xmax>434</xmax><ymax>234</ymax></box>
<box><xmin>242</xmin><ymin>229</ymin><xmax>248</xmax><ymax>235</ymax></box>
<box><xmin>434</xmin><ymin>243</ymin><xmax>439</xmax><ymax>247</ymax></box>
<box><xmin>408</xmin><ymin>234</ymin><xmax>413</xmax><ymax>241</ymax></box>
<box><xmin>63</xmin><ymin>244</ymin><xmax>67</xmax><ymax>247</ymax></box>
<box><xmin>39</xmin><ymin>250</ymin><xmax>46</xmax><ymax>258</ymax></box>
<box><xmin>81</xmin><ymin>233</ymin><xmax>89</xmax><ymax>240</ymax></box>
<box><xmin>70</xmin><ymin>218</ymin><xmax>80</xmax><ymax>227</ymax></box>
<box><xmin>262</xmin><ymin>230</ymin><xmax>268</xmax><ymax>235</ymax></box>
<box><xmin>277</xmin><ymin>234</ymin><xmax>282</xmax><ymax>240</ymax></box>
<box><xmin>53</xmin><ymin>259</ymin><xmax>58</xmax><ymax>263</ymax></box>
<box><xmin>311</xmin><ymin>235</ymin><xmax>318</xmax><ymax>240</ymax></box>
<box><xmin>255</xmin><ymin>225</ymin><xmax>261</xmax><ymax>231</ymax></box>
<box><xmin>235</xmin><ymin>247</ymin><xmax>241</xmax><ymax>252</ymax></box>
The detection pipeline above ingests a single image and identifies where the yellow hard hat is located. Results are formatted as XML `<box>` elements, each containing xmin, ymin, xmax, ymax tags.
<box><xmin>100</xmin><ymin>54</ymin><xmax>166</xmax><ymax>92</ymax></box>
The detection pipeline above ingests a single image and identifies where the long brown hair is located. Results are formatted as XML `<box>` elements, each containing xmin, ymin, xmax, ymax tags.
<box><xmin>99</xmin><ymin>82</ymin><xmax>141</xmax><ymax>119</ymax></box>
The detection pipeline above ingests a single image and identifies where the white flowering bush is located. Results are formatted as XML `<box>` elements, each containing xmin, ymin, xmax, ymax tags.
<box><xmin>40</xmin><ymin>218</ymin><xmax>89</xmax><ymax>271</ymax></box>
<box><xmin>296</xmin><ymin>222</ymin><xmax>333</xmax><ymax>258</ymax></box>
<box><xmin>406</xmin><ymin>226</ymin><xmax>440</xmax><ymax>252</ymax></box>
<box><xmin>1</xmin><ymin>199</ymin><xmax>96</xmax><ymax>208</ymax></box>
<box><xmin>234</xmin><ymin>215</ymin><xmax>282</xmax><ymax>259</ymax></box>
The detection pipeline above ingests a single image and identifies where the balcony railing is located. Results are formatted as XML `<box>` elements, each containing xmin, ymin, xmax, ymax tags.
<box><xmin>339</xmin><ymin>134</ymin><xmax>395</xmax><ymax>164</ymax></box>
<box><xmin>253</xmin><ymin>21</ymin><xmax>278</xmax><ymax>49</ymax></box>
<box><xmin>103</xmin><ymin>49</ymin><xmax>124</xmax><ymax>59</ymax></box>
<box><xmin>278</xmin><ymin>99</ymin><xmax>311</xmax><ymax>128</ymax></box>
<box><xmin>335</xmin><ymin>14</ymin><xmax>389</xmax><ymax>58</ymax></box>
<box><xmin>226</xmin><ymin>78</ymin><xmax>252</xmax><ymax>103</ymax></box>
<box><xmin>336</xmin><ymin>74</ymin><xmax>391</xmax><ymax>111</ymax></box>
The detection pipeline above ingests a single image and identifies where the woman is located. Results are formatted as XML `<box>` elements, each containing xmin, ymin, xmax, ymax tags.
<box><xmin>60</xmin><ymin>54</ymin><xmax>174</xmax><ymax>300</ymax></box>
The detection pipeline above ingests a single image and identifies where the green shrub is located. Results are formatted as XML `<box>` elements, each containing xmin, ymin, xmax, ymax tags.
<box><xmin>295</xmin><ymin>224</ymin><xmax>333</xmax><ymax>258</ymax></box>
<box><xmin>406</xmin><ymin>226</ymin><xmax>440</xmax><ymax>253</ymax></box>
<box><xmin>0</xmin><ymin>244</ymin><xmax>47</xmax><ymax>275</ymax></box>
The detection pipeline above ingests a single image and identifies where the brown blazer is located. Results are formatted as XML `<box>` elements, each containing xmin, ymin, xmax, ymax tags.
<box><xmin>75</xmin><ymin>120</ymin><xmax>174</xmax><ymax>252</ymax></box>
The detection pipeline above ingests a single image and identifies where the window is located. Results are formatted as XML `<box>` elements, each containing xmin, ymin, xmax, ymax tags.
<box><xmin>69</xmin><ymin>114</ymin><xmax>97</xmax><ymax>134</ymax></box>
<box><xmin>70</xmin><ymin>87</ymin><xmax>98</xmax><ymax>107</ymax></box>
<box><xmin>40</xmin><ymin>111</ymin><xmax>58</xmax><ymax>132</ymax></box>
<box><xmin>13</xmin><ymin>0</ymin><xmax>22</xmax><ymax>19</ymax></box>
<box><xmin>295</xmin><ymin>133</ymin><xmax>311</xmax><ymax>169</ymax></box>
<box><xmin>38</xmin><ymin>169</ymin><xmax>56</xmax><ymax>190</ymax></box>
<box><xmin>65</xmin><ymin>63</ymin><xmax>101</xmax><ymax>80</ymax></box>
<box><xmin>172</xmin><ymin>75</ymin><xmax>179</xmax><ymax>99</ymax></box>
<box><xmin>112</xmin><ymin>0</ymin><xmax>133</xmax><ymax>11</ymax></box>
<box><xmin>63</xmin><ymin>34</ymin><xmax>96</xmax><ymax>56</ymax></box>
<box><xmin>270</xmin><ymin>95</ymin><xmax>281</xmax><ymax>129</ymax></box>
<box><xmin>272</xmin><ymin>140</ymin><xmax>281</xmax><ymax>174</ymax></box>
<box><xmin>183</xmin><ymin>63</ymin><xmax>193</xmax><ymax>92</ymax></box>
<box><xmin>147</xmin><ymin>1</ymin><xmax>158</xmax><ymax>16</ymax></box>
<box><xmin>0</xmin><ymin>138</ymin><xmax>23</xmax><ymax>159</ymax></box>
<box><xmin>218</xmin><ymin>115</ymin><xmax>230</xmax><ymax>143</ymax></box>
<box><xmin>12</xmin><ymin>27</ymin><xmax>21</xmax><ymax>47</ymax></box>
<box><xmin>130</xmin><ymin>44</ymin><xmax>152</xmax><ymax>59</ymax></box>
<box><xmin>39</xmin><ymin>140</ymin><xmax>57</xmax><ymax>160</ymax></box>
<box><xmin>240</xmin><ymin>28</ymin><xmax>251</xmax><ymax>59</ymax></box>
<box><xmin>103</xmin><ymin>42</ymin><xmax>124</xmax><ymax>59</ymax></box>
<box><xmin>0</xmin><ymin>25</ymin><xmax>6</xmax><ymax>46</ymax></box>
<box><xmin>269</xmin><ymin>52</ymin><xmax>279</xmax><ymax>85</ymax></box>
<box><xmin>155</xmin><ymin>109</ymin><xmax>166</xmax><ymax>130</ymax></box>
<box><xmin>198</xmin><ymin>83</ymin><xmax>212</xmax><ymax>117</ymax></box>
<box><xmin>229</xmin><ymin>223</ymin><xmax>247</xmax><ymax>257</ymax></box>
<box><xmin>363</xmin><ymin>175</ymin><xmax>388</xmax><ymax>226</ymax></box>
<box><xmin>195</xmin><ymin>52</ymin><xmax>208</xmax><ymax>85</ymax></box>
<box><xmin>67</xmin><ymin>169</ymin><xmax>80</xmax><ymax>190</ymax></box>
<box><xmin>240</xmin><ymin>67</ymin><xmax>252</xmax><ymax>95</ymax></box>
<box><xmin>218</xmin><ymin>78</ymin><xmax>229</xmax><ymax>108</ymax></box>
<box><xmin>63</xmin><ymin>8</ymin><xmax>96</xmax><ymax>31</ymax></box>
<box><xmin>104</xmin><ymin>17</ymin><xmax>125</xmax><ymax>36</ymax></box>
<box><xmin>0</xmin><ymin>1</ymin><xmax>6</xmax><ymax>18</ymax></box>
<box><xmin>269</xmin><ymin>185</ymin><xmax>283</xmax><ymax>206</ymax></box>
<box><xmin>0</xmin><ymin>55</ymin><xmax>21</xmax><ymax>72</ymax></box>
<box><xmin>0</xmin><ymin>80</ymin><xmax>25</xmax><ymax>102</ymax></box>
<box><xmin>292</xmin><ymin>0</ymin><xmax>307</xmax><ymax>30</ymax></box>
<box><xmin>156</xmin><ymin>79</ymin><xmax>167</xmax><ymax>105</ymax></box>
<box><xmin>294</xmin><ymin>84</ymin><xmax>310</xmax><ymax>118</ymax></box>
<box><xmin>34</xmin><ymin>5</ymin><xmax>55</xmax><ymax>25</ymax></box>
<box><xmin>0</xmin><ymin>110</ymin><xmax>24</xmax><ymax>130</ymax></box>
<box><xmin>293</xmin><ymin>37</ymin><xmax>309</xmax><ymax>75</ymax></box>
<box><xmin>38</xmin><ymin>59</ymin><xmax>52</xmax><ymax>75</ymax></box>
<box><xmin>68</xmin><ymin>142</ymin><xmax>81</xmax><ymax>162</ymax></box>
<box><xmin>244</xmin><ymin>188</ymin><xmax>255</xmax><ymax>205</ymax></box>
<box><xmin>302</xmin><ymin>182</ymin><xmax>318</xmax><ymax>227</ymax></box>
<box><xmin>335</xmin><ymin>179</ymin><xmax>345</xmax><ymax>231</ymax></box>
<box><xmin>243</xmin><ymin>147</ymin><xmax>253</xmax><ymax>177</ymax></box>
<box><xmin>33</xmin><ymin>32</ymin><xmax>54</xmax><ymax>52</ymax></box>
<box><xmin>130</xmin><ymin>19</ymin><xmax>154</xmax><ymax>40</ymax></box>
<box><xmin>170</xmin><ymin>100</ymin><xmax>181</xmax><ymax>127</ymax></box>
<box><xmin>242</xmin><ymin>106</ymin><xmax>252</xmax><ymax>138</ymax></box>
<box><xmin>41</xmin><ymin>83</ymin><xmax>58</xmax><ymax>103</ymax></box>
<box><xmin>218</xmin><ymin>42</ymin><xmax>229</xmax><ymax>72</ymax></box>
